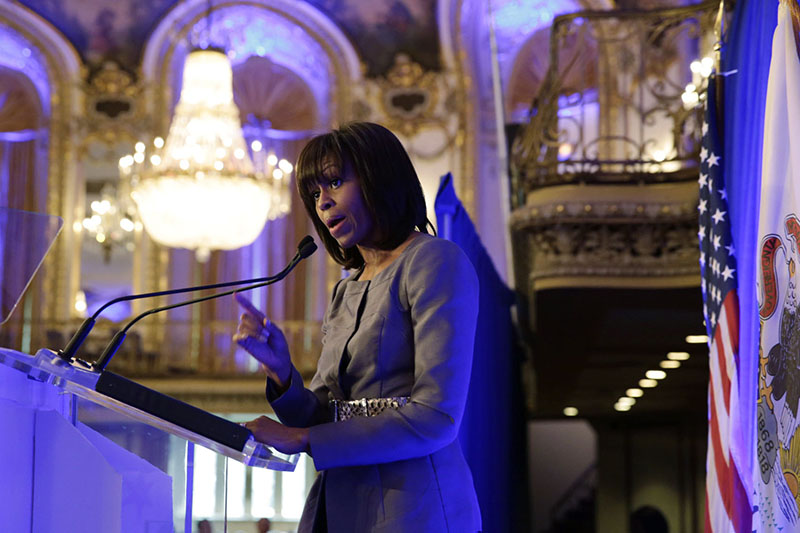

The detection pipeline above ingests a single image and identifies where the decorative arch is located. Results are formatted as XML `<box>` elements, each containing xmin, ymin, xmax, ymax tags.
<box><xmin>507</xmin><ymin>26</ymin><xmax>598</xmax><ymax>120</ymax></box>
<box><xmin>0</xmin><ymin>66</ymin><xmax>43</xmax><ymax>132</ymax></box>
<box><xmin>129</xmin><ymin>0</ymin><xmax>366</xmax><ymax>374</ymax></box>
<box><xmin>438</xmin><ymin>0</ymin><xmax>594</xmax><ymax>278</ymax></box>
<box><xmin>232</xmin><ymin>55</ymin><xmax>317</xmax><ymax>130</ymax></box>
<box><xmin>439</xmin><ymin>0</ymin><xmax>510</xmax><ymax>273</ymax></box>
<box><xmin>0</xmin><ymin>3</ymin><xmax>81</xmax><ymax>116</ymax></box>
<box><xmin>141</xmin><ymin>0</ymin><xmax>363</xmax><ymax>131</ymax></box>
<box><xmin>436</xmin><ymin>0</ymin><xmax>476</xmax><ymax>216</ymax></box>
<box><xmin>0</xmin><ymin>2</ymin><xmax>82</xmax><ymax>330</ymax></box>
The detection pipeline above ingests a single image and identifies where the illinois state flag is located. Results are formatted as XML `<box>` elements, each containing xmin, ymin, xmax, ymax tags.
<box><xmin>755</xmin><ymin>2</ymin><xmax>800</xmax><ymax>529</ymax></box>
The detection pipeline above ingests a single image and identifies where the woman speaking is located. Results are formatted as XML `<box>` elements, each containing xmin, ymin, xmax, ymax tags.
<box><xmin>234</xmin><ymin>122</ymin><xmax>481</xmax><ymax>532</ymax></box>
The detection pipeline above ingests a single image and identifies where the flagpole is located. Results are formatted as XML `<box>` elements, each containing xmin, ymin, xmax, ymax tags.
<box><xmin>713</xmin><ymin>0</ymin><xmax>725</xmax><ymax>139</ymax></box>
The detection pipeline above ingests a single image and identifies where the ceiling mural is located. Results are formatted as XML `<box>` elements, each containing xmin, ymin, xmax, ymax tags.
<box><xmin>17</xmin><ymin>0</ymin><xmax>440</xmax><ymax>77</ymax></box>
<box><xmin>19</xmin><ymin>0</ymin><xmax>175</xmax><ymax>71</ymax></box>
<box><xmin>305</xmin><ymin>0</ymin><xmax>440</xmax><ymax>76</ymax></box>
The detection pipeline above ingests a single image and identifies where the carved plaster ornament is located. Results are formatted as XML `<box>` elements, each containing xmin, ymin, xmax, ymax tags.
<box><xmin>77</xmin><ymin>60</ymin><xmax>149</xmax><ymax>153</ymax></box>
<box><xmin>377</xmin><ymin>53</ymin><xmax>439</xmax><ymax>137</ymax></box>
<box><xmin>510</xmin><ymin>182</ymin><xmax>701</xmax><ymax>289</ymax></box>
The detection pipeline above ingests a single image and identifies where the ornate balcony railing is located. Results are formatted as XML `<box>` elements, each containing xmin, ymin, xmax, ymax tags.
<box><xmin>0</xmin><ymin>318</ymin><xmax>322</xmax><ymax>379</ymax></box>
<box><xmin>1</xmin><ymin>315</ymin><xmax>322</xmax><ymax>412</ymax></box>
<box><xmin>510</xmin><ymin>1</ymin><xmax>718</xmax><ymax>202</ymax></box>
<box><xmin>509</xmin><ymin>2</ymin><xmax>720</xmax><ymax>292</ymax></box>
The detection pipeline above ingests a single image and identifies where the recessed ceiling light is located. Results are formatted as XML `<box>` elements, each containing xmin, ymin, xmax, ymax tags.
<box><xmin>685</xmin><ymin>334</ymin><xmax>709</xmax><ymax>344</ymax></box>
<box><xmin>667</xmin><ymin>351</ymin><xmax>690</xmax><ymax>361</ymax></box>
<box><xmin>563</xmin><ymin>407</ymin><xmax>579</xmax><ymax>417</ymax></box>
<box><xmin>626</xmin><ymin>388</ymin><xmax>644</xmax><ymax>398</ymax></box>
<box><xmin>614</xmin><ymin>402</ymin><xmax>631</xmax><ymax>412</ymax></box>
<box><xmin>646</xmin><ymin>370</ymin><xmax>667</xmax><ymax>380</ymax></box>
<box><xmin>639</xmin><ymin>378</ymin><xmax>658</xmax><ymax>388</ymax></box>
<box><xmin>618</xmin><ymin>397</ymin><xmax>636</xmax><ymax>406</ymax></box>
<box><xmin>660</xmin><ymin>360</ymin><xmax>681</xmax><ymax>369</ymax></box>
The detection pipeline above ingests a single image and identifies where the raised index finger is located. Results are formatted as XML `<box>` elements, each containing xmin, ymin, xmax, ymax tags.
<box><xmin>234</xmin><ymin>291</ymin><xmax>266</xmax><ymax>323</ymax></box>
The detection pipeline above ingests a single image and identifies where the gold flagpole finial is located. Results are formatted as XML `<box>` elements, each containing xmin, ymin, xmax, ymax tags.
<box><xmin>780</xmin><ymin>0</ymin><xmax>800</xmax><ymax>61</ymax></box>
<box><xmin>714</xmin><ymin>0</ymin><xmax>725</xmax><ymax>71</ymax></box>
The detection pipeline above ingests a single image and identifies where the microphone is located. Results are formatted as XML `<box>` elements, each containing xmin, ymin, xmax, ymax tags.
<box><xmin>298</xmin><ymin>235</ymin><xmax>316</xmax><ymax>259</ymax></box>
<box><xmin>92</xmin><ymin>237</ymin><xmax>317</xmax><ymax>371</ymax></box>
<box><xmin>58</xmin><ymin>236</ymin><xmax>317</xmax><ymax>364</ymax></box>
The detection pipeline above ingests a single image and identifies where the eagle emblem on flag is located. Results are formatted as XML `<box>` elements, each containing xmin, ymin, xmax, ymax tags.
<box><xmin>758</xmin><ymin>218</ymin><xmax>800</xmax><ymax>521</ymax></box>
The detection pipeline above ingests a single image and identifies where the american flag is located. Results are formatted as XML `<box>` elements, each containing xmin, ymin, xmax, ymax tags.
<box><xmin>700</xmin><ymin>74</ymin><xmax>750</xmax><ymax>533</ymax></box>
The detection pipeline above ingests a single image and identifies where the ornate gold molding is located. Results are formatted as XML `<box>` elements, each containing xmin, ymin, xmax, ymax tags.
<box><xmin>375</xmin><ymin>54</ymin><xmax>440</xmax><ymax>137</ymax></box>
<box><xmin>0</xmin><ymin>9</ymin><xmax>82</xmax><ymax>325</ymax></box>
<box><xmin>76</xmin><ymin>61</ymin><xmax>151</xmax><ymax>153</ymax></box>
<box><xmin>511</xmin><ymin>181</ymin><xmax>701</xmax><ymax>290</ymax></box>
<box><xmin>354</xmin><ymin>54</ymin><xmax>463</xmax><ymax>163</ymax></box>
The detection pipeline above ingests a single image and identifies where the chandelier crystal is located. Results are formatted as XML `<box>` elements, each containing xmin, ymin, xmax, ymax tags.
<box><xmin>130</xmin><ymin>49</ymin><xmax>278</xmax><ymax>260</ymax></box>
<box><xmin>81</xmin><ymin>182</ymin><xmax>137</xmax><ymax>262</ymax></box>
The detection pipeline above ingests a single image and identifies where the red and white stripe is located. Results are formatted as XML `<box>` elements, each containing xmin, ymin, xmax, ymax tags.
<box><xmin>706</xmin><ymin>291</ymin><xmax>749</xmax><ymax>533</ymax></box>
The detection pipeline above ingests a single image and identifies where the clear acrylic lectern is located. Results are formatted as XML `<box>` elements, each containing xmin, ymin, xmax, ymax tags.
<box><xmin>0</xmin><ymin>206</ymin><xmax>299</xmax><ymax>531</ymax></box>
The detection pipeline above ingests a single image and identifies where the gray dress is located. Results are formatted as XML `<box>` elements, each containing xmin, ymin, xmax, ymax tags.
<box><xmin>269</xmin><ymin>233</ymin><xmax>481</xmax><ymax>532</ymax></box>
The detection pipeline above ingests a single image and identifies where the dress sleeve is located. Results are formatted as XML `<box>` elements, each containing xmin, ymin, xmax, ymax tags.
<box><xmin>307</xmin><ymin>239</ymin><xmax>479</xmax><ymax>469</ymax></box>
<box><xmin>267</xmin><ymin>278</ymin><xmax>348</xmax><ymax>427</ymax></box>
<box><xmin>267</xmin><ymin>366</ymin><xmax>332</xmax><ymax>427</ymax></box>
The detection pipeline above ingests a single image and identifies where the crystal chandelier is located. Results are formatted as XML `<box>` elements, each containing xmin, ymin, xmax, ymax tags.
<box><xmin>129</xmin><ymin>48</ymin><xmax>284</xmax><ymax>261</ymax></box>
<box><xmin>81</xmin><ymin>182</ymin><xmax>138</xmax><ymax>262</ymax></box>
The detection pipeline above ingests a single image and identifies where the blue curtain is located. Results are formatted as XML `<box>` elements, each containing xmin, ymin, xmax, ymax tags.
<box><xmin>435</xmin><ymin>173</ymin><xmax>528</xmax><ymax>533</ymax></box>
<box><xmin>723</xmin><ymin>0</ymin><xmax>778</xmax><ymax>497</ymax></box>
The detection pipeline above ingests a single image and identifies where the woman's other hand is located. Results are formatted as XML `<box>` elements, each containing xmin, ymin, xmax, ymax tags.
<box><xmin>244</xmin><ymin>416</ymin><xmax>310</xmax><ymax>455</ymax></box>
<box><xmin>232</xmin><ymin>293</ymin><xmax>292</xmax><ymax>391</ymax></box>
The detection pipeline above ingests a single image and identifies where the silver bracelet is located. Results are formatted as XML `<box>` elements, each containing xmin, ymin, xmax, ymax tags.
<box><xmin>331</xmin><ymin>396</ymin><xmax>410</xmax><ymax>422</ymax></box>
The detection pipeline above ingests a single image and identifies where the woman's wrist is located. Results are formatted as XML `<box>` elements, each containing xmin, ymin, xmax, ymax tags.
<box><xmin>298</xmin><ymin>428</ymin><xmax>311</xmax><ymax>455</ymax></box>
<box><xmin>265</xmin><ymin>364</ymin><xmax>292</xmax><ymax>396</ymax></box>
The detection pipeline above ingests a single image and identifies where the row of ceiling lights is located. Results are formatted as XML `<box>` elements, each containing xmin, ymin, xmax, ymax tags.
<box><xmin>562</xmin><ymin>334</ymin><xmax>709</xmax><ymax>417</ymax></box>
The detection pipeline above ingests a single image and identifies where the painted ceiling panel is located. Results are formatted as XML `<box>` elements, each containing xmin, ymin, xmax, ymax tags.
<box><xmin>17</xmin><ymin>0</ymin><xmax>441</xmax><ymax>77</ymax></box>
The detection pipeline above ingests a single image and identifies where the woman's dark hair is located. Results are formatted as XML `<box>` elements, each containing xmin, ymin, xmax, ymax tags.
<box><xmin>295</xmin><ymin>122</ymin><xmax>430</xmax><ymax>269</ymax></box>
